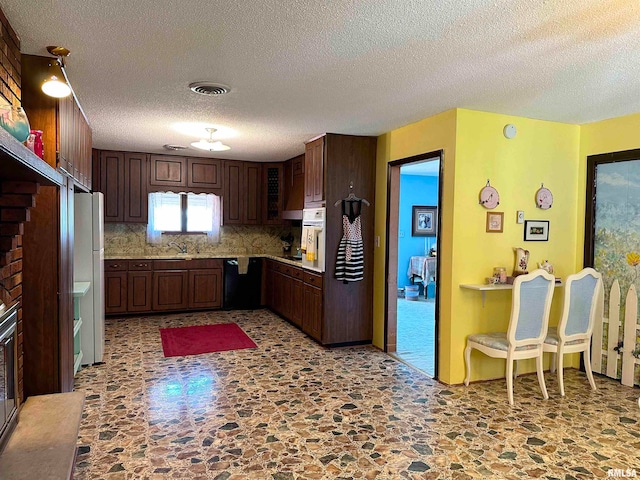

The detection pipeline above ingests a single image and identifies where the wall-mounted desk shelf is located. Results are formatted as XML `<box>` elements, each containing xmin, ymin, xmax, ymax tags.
<box><xmin>72</xmin><ymin>282</ymin><xmax>91</xmax><ymax>375</ymax></box>
<box><xmin>460</xmin><ymin>282</ymin><xmax>563</xmax><ymax>307</ymax></box>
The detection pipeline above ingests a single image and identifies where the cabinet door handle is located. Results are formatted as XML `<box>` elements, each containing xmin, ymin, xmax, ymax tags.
<box><xmin>134</xmin><ymin>263</ymin><xmax>147</xmax><ymax>268</ymax></box>
<box><xmin>109</xmin><ymin>264</ymin><xmax>120</xmax><ymax>268</ymax></box>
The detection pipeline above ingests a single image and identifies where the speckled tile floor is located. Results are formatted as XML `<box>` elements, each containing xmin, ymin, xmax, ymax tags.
<box><xmin>74</xmin><ymin>309</ymin><xmax>640</xmax><ymax>479</ymax></box>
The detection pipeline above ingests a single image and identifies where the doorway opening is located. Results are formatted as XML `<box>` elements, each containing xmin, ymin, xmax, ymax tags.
<box><xmin>385</xmin><ymin>150</ymin><xmax>443</xmax><ymax>379</ymax></box>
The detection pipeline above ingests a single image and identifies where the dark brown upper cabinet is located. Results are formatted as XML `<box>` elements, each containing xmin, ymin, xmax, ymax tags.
<box><xmin>244</xmin><ymin>162</ymin><xmax>262</xmax><ymax>224</ymax></box>
<box><xmin>187</xmin><ymin>158</ymin><xmax>223</xmax><ymax>190</ymax></box>
<box><xmin>99</xmin><ymin>151</ymin><xmax>125</xmax><ymax>223</ymax></box>
<box><xmin>283</xmin><ymin>154</ymin><xmax>304</xmax><ymax>219</ymax></box>
<box><xmin>96</xmin><ymin>150</ymin><xmax>148</xmax><ymax>223</ymax></box>
<box><xmin>148</xmin><ymin>155</ymin><xmax>223</xmax><ymax>192</ymax></box>
<box><xmin>223</xmin><ymin>161</ymin><xmax>262</xmax><ymax>225</ymax></box>
<box><xmin>223</xmin><ymin>160</ymin><xmax>243</xmax><ymax>224</ymax></box>
<box><xmin>58</xmin><ymin>94</ymin><xmax>73</xmax><ymax>174</ymax></box>
<box><xmin>262</xmin><ymin>163</ymin><xmax>284</xmax><ymax>224</ymax></box>
<box><xmin>124</xmin><ymin>152</ymin><xmax>148</xmax><ymax>223</ymax></box>
<box><xmin>21</xmin><ymin>54</ymin><xmax>93</xmax><ymax>191</ymax></box>
<box><xmin>149</xmin><ymin>155</ymin><xmax>187</xmax><ymax>188</ymax></box>
<box><xmin>304</xmin><ymin>136</ymin><xmax>324</xmax><ymax>207</ymax></box>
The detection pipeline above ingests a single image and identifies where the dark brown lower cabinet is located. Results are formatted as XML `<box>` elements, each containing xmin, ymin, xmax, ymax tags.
<box><xmin>188</xmin><ymin>269</ymin><xmax>222</xmax><ymax>309</ymax></box>
<box><xmin>152</xmin><ymin>270</ymin><xmax>188</xmax><ymax>311</ymax></box>
<box><xmin>275</xmin><ymin>271</ymin><xmax>291</xmax><ymax>319</ymax></box>
<box><xmin>266</xmin><ymin>264</ymin><xmax>275</xmax><ymax>307</ymax></box>
<box><xmin>302</xmin><ymin>284</ymin><xmax>323</xmax><ymax>341</ymax></box>
<box><xmin>105</xmin><ymin>258</ymin><xmax>223</xmax><ymax>315</ymax></box>
<box><xmin>290</xmin><ymin>279</ymin><xmax>303</xmax><ymax>327</ymax></box>
<box><xmin>127</xmin><ymin>271</ymin><xmax>152</xmax><ymax>312</ymax></box>
<box><xmin>264</xmin><ymin>260</ymin><xmax>319</xmax><ymax>337</ymax></box>
<box><xmin>105</xmin><ymin>271</ymin><xmax>127</xmax><ymax>314</ymax></box>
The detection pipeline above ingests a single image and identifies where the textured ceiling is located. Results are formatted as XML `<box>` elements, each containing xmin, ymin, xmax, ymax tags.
<box><xmin>2</xmin><ymin>0</ymin><xmax>640</xmax><ymax>161</ymax></box>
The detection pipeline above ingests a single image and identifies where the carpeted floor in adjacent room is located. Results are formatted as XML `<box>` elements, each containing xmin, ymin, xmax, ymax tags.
<box><xmin>395</xmin><ymin>297</ymin><xmax>435</xmax><ymax>377</ymax></box>
<box><xmin>73</xmin><ymin>309</ymin><xmax>640</xmax><ymax>479</ymax></box>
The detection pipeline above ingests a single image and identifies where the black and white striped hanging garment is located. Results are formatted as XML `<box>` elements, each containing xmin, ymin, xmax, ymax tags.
<box><xmin>335</xmin><ymin>200</ymin><xmax>364</xmax><ymax>283</ymax></box>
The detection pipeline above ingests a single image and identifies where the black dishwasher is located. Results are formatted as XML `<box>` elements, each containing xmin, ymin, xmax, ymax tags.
<box><xmin>223</xmin><ymin>258</ymin><xmax>262</xmax><ymax>309</ymax></box>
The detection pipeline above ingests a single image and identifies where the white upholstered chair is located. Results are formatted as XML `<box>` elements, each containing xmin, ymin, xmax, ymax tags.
<box><xmin>543</xmin><ymin>267</ymin><xmax>602</xmax><ymax>396</ymax></box>
<box><xmin>464</xmin><ymin>269</ymin><xmax>555</xmax><ymax>406</ymax></box>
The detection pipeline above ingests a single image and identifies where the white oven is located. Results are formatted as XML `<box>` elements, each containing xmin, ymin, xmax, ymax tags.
<box><xmin>301</xmin><ymin>208</ymin><xmax>326</xmax><ymax>273</ymax></box>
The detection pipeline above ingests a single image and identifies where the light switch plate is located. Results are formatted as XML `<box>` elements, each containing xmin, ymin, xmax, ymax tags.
<box><xmin>517</xmin><ymin>211</ymin><xmax>524</xmax><ymax>224</ymax></box>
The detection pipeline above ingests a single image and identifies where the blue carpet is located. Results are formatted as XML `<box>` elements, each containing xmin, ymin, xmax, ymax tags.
<box><xmin>395</xmin><ymin>297</ymin><xmax>435</xmax><ymax>376</ymax></box>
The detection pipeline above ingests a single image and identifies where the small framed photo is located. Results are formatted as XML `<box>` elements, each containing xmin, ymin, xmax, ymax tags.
<box><xmin>524</xmin><ymin>220</ymin><xmax>549</xmax><ymax>241</ymax></box>
<box><xmin>412</xmin><ymin>205</ymin><xmax>437</xmax><ymax>237</ymax></box>
<box><xmin>486</xmin><ymin>212</ymin><xmax>504</xmax><ymax>233</ymax></box>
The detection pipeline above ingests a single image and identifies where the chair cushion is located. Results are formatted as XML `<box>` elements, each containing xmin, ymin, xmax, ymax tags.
<box><xmin>468</xmin><ymin>333</ymin><xmax>539</xmax><ymax>351</ymax></box>
<box><xmin>543</xmin><ymin>326</ymin><xmax>585</xmax><ymax>346</ymax></box>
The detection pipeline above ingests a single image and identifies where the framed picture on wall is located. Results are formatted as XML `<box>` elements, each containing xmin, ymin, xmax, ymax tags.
<box><xmin>524</xmin><ymin>220</ymin><xmax>549</xmax><ymax>241</ymax></box>
<box><xmin>486</xmin><ymin>212</ymin><xmax>504</xmax><ymax>233</ymax></box>
<box><xmin>412</xmin><ymin>205</ymin><xmax>437</xmax><ymax>236</ymax></box>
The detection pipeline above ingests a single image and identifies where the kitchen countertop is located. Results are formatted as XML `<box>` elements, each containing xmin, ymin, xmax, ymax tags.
<box><xmin>104</xmin><ymin>253</ymin><xmax>304</xmax><ymax>267</ymax></box>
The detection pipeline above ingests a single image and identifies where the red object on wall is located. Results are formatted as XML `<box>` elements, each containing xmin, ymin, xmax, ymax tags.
<box><xmin>31</xmin><ymin>130</ymin><xmax>44</xmax><ymax>159</ymax></box>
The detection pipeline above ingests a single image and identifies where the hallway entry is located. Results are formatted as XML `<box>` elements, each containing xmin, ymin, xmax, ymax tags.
<box><xmin>384</xmin><ymin>150</ymin><xmax>442</xmax><ymax>379</ymax></box>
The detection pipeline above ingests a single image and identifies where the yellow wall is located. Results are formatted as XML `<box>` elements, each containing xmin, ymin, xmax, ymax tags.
<box><xmin>452</xmin><ymin>110</ymin><xmax>581</xmax><ymax>383</ymax></box>
<box><xmin>374</xmin><ymin>108</ymin><xmax>583</xmax><ymax>384</ymax></box>
<box><xmin>581</xmin><ymin>112</ymin><xmax>640</xmax><ymax>157</ymax></box>
<box><xmin>373</xmin><ymin>109</ymin><xmax>457</xmax><ymax>381</ymax></box>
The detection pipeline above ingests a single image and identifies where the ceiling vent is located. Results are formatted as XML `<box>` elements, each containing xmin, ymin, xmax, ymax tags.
<box><xmin>163</xmin><ymin>144</ymin><xmax>188</xmax><ymax>151</ymax></box>
<box><xmin>189</xmin><ymin>82</ymin><xmax>230</xmax><ymax>96</ymax></box>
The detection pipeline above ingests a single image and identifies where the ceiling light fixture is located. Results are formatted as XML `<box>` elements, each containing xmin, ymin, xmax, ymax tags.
<box><xmin>41</xmin><ymin>46</ymin><xmax>72</xmax><ymax>98</ymax></box>
<box><xmin>190</xmin><ymin>128</ymin><xmax>231</xmax><ymax>152</ymax></box>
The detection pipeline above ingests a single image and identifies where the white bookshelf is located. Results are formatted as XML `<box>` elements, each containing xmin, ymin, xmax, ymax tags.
<box><xmin>72</xmin><ymin>282</ymin><xmax>91</xmax><ymax>375</ymax></box>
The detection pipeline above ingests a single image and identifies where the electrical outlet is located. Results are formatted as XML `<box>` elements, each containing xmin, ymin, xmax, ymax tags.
<box><xmin>517</xmin><ymin>211</ymin><xmax>524</xmax><ymax>224</ymax></box>
<box><xmin>375</xmin><ymin>236</ymin><xmax>380</xmax><ymax>247</ymax></box>
<box><xmin>399</xmin><ymin>231</ymin><xmax>405</xmax><ymax>238</ymax></box>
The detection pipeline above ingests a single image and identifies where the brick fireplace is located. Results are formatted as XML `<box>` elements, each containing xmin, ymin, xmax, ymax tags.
<box><xmin>0</xmin><ymin>5</ymin><xmax>29</xmax><ymax>405</ymax></box>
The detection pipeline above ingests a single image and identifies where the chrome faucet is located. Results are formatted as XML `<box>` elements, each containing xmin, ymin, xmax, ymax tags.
<box><xmin>168</xmin><ymin>241</ymin><xmax>188</xmax><ymax>254</ymax></box>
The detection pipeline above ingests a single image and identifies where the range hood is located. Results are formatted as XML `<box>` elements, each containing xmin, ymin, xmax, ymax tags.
<box><xmin>282</xmin><ymin>209</ymin><xmax>303</xmax><ymax>220</ymax></box>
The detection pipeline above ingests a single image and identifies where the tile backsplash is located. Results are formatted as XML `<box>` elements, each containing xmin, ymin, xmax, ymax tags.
<box><xmin>105</xmin><ymin>223</ymin><xmax>302</xmax><ymax>257</ymax></box>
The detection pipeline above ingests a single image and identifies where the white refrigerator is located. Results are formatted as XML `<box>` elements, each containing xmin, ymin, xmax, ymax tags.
<box><xmin>74</xmin><ymin>192</ymin><xmax>105</xmax><ymax>365</ymax></box>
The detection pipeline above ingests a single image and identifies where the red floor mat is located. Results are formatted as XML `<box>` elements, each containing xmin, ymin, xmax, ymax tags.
<box><xmin>160</xmin><ymin>323</ymin><xmax>257</xmax><ymax>357</ymax></box>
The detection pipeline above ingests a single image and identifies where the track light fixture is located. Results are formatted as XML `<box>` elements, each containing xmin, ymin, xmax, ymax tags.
<box><xmin>41</xmin><ymin>46</ymin><xmax>72</xmax><ymax>98</ymax></box>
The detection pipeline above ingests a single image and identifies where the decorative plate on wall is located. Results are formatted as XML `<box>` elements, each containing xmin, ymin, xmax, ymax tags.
<box><xmin>479</xmin><ymin>180</ymin><xmax>500</xmax><ymax>209</ymax></box>
<box><xmin>535</xmin><ymin>184</ymin><xmax>553</xmax><ymax>209</ymax></box>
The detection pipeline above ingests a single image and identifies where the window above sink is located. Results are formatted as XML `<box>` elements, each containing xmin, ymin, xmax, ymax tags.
<box><xmin>147</xmin><ymin>192</ymin><xmax>221</xmax><ymax>244</ymax></box>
